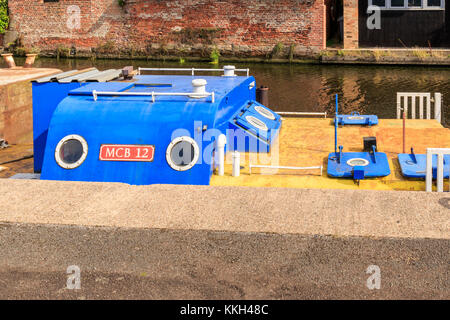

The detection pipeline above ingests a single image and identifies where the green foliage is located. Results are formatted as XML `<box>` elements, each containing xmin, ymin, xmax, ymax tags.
<box><xmin>118</xmin><ymin>0</ymin><xmax>126</xmax><ymax>8</ymax></box>
<box><xmin>0</xmin><ymin>0</ymin><xmax>9</xmax><ymax>34</ymax></box>
<box><xmin>56</xmin><ymin>45</ymin><xmax>70</xmax><ymax>59</ymax></box>
<box><xmin>270</xmin><ymin>42</ymin><xmax>284</xmax><ymax>59</ymax></box>
<box><xmin>210</xmin><ymin>47</ymin><xmax>220</xmax><ymax>64</ymax></box>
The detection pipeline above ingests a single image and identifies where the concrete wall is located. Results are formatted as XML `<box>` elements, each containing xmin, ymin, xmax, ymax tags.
<box><xmin>8</xmin><ymin>0</ymin><xmax>326</xmax><ymax>58</ymax></box>
<box><xmin>0</xmin><ymin>79</ymin><xmax>34</xmax><ymax>144</ymax></box>
<box><xmin>0</xmin><ymin>68</ymin><xmax>61</xmax><ymax>144</ymax></box>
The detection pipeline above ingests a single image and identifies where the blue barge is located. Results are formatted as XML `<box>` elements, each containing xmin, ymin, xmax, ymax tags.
<box><xmin>32</xmin><ymin>67</ymin><xmax>282</xmax><ymax>186</ymax></box>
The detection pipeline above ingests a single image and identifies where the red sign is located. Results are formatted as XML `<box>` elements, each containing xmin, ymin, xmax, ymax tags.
<box><xmin>99</xmin><ymin>144</ymin><xmax>155</xmax><ymax>162</ymax></box>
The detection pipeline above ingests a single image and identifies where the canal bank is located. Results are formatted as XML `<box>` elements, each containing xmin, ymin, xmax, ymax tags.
<box><xmin>26</xmin><ymin>48</ymin><xmax>450</xmax><ymax>66</ymax></box>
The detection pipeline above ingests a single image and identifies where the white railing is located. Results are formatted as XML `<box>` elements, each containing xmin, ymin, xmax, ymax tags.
<box><xmin>426</xmin><ymin>148</ymin><xmax>450</xmax><ymax>192</ymax></box>
<box><xmin>92</xmin><ymin>90</ymin><xmax>215</xmax><ymax>103</ymax></box>
<box><xmin>277</xmin><ymin>111</ymin><xmax>327</xmax><ymax>118</ymax></box>
<box><xmin>249</xmin><ymin>164</ymin><xmax>323</xmax><ymax>176</ymax></box>
<box><xmin>138</xmin><ymin>67</ymin><xmax>250</xmax><ymax>77</ymax></box>
<box><xmin>397</xmin><ymin>92</ymin><xmax>442</xmax><ymax>123</ymax></box>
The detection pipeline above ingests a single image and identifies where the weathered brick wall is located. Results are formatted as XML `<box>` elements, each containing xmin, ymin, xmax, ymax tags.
<box><xmin>8</xmin><ymin>0</ymin><xmax>326</xmax><ymax>57</ymax></box>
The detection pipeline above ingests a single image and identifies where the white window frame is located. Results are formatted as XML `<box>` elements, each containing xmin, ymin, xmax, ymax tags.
<box><xmin>368</xmin><ymin>0</ymin><xmax>445</xmax><ymax>10</ymax></box>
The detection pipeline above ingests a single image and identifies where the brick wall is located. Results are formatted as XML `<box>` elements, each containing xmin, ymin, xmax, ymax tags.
<box><xmin>8</xmin><ymin>0</ymin><xmax>326</xmax><ymax>57</ymax></box>
<box><xmin>343</xmin><ymin>0</ymin><xmax>358</xmax><ymax>49</ymax></box>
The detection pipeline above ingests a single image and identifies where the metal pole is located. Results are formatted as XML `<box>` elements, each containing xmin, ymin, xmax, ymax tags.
<box><xmin>335</xmin><ymin>94</ymin><xmax>338</xmax><ymax>154</ymax></box>
<box><xmin>403</xmin><ymin>107</ymin><xmax>406</xmax><ymax>154</ymax></box>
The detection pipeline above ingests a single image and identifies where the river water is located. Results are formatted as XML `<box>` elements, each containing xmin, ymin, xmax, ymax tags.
<box><xmin>11</xmin><ymin>58</ymin><xmax>450</xmax><ymax>126</ymax></box>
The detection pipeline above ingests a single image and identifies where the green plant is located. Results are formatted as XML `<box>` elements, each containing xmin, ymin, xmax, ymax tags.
<box><xmin>14</xmin><ymin>47</ymin><xmax>26</xmax><ymax>57</ymax></box>
<box><xmin>56</xmin><ymin>45</ymin><xmax>70</xmax><ymax>59</ymax></box>
<box><xmin>0</xmin><ymin>0</ymin><xmax>9</xmax><ymax>34</ymax></box>
<box><xmin>271</xmin><ymin>42</ymin><xmax>284</xmax><ymax>58</ymax></box>
<box><xmin>210</xmin><ymin>47</ymin><xmax>220</xmax><ymax>64</ymax></box>
<box><xmin>118</xmin><ymin>0</ymin><xmax>126</xmax><ymax>8</ymax></box>
<box><xmin>288</xmin><ymin>44</ymin><xmax>295</xmax><ymax>62</ymax></box>
<box><xmin>412</xmin><ymin>48</ymin><xmax>429</xmax><ymax>59</ymax></box>
<box><xmin>179</xmin><ymin>57</ymin><xmax>185</xmax><ymax>64</ymax></box>
<box><xmin>337</xmin><ymin>49</ymin><xmax>345</xmax><ymax>56</ymax></box>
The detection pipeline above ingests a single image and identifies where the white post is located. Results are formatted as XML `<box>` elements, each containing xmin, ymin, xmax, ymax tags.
<box><xmin>426</xmin><ymin>149</ymin><xmax>433</xmax><ymax>192</ymax></box>
<box><xmin>411</xmin><ymin>96</ymin><xmax>416</xmax><ymax>119</ymax></box>
<box><xmin>437</xmin><ymin>153</ymin><xmax>444</xmax><ymax>193</ymax></box>
<box><xmin>396</xmin><ymin>94</ymin><xmax>402</xmax><ymax>119</ymax></box>
<box><xmin>426</xmin><ymin>94</ymin><xmax>431</xmax><ymax>119</ymax></box>
<box><xmin>232</xmin><ymin>151</ymin><xmax>240</xmax><ymax>177</ymax></box>
<box><xmin>419</xmin><ymin>96</ymin><xmax>424</xmax><ymax>119</ymax></box>
<box><xmin>434</xmin><ymin>93</ymin><xmax>442</xmax><ymax>124</ymax></box>
<box><xmin>217</xmin><ymin>134</ymin><xmax>227</xmax><ymax>176</ymax></box>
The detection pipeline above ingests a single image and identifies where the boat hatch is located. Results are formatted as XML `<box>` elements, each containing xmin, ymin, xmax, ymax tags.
<box><xmin>398</xmin><ymin>153</ymin><xmax>450</xmax><ymax>179</ymax></box>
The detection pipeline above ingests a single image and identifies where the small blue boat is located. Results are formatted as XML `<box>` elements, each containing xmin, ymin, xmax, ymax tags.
<box><xmin>31</xmin><ymin>67</ymin><xmax>282</xmax><ymax>186</ymax></box>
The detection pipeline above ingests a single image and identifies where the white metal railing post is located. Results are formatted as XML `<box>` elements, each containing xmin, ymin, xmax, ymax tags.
<box><xmin>249</xmin><ymin>164</ymin><xmax>323</xmax><ymax>175</ymax></box>
<box><xmin>138</xmin><ymin>67</ymin><xmax>250</xmax><ymax>76</ymax></box>
<box><xmin>426</xmin><ymin>149</ymin><xmax>433</xmax><ymax>192</ymax></box>
<box><xmin>434</xmin><ymin>93</ymin><xmax>442</xmax><ymax>124</ymax></box>
<box><xmin>277</xmin><ymin>111</ymin><xmax>327</xmax><ymax>118</ymax></box>
<box><xmin>397</xmin><ymin>94</ymin><xmax>402</xmax><ymax>119</ymax></box>
<box><xmin>426</xmin><ymin>148</ymin><xmax>450</xmax><ymax>192</ymax></box>
<box><xmin>91</xmin><ymin>91</ymin><xmax>216</xmax><ymax>103</ymax></box>
<box><xmin>437</xmin><ymin>153</ymin><xmax>444</xmax><ymax>192</ymax></box>
<box><xmin>397</xmin><ymin>92</ymin><xmax>441</xmax><ymax>123</ymax></box>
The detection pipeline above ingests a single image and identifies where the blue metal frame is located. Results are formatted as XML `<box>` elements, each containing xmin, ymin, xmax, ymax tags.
<box><xmin>32</xmin><ymin>81</ymin><xmax>84</xmax><ymax>172</ymax></box>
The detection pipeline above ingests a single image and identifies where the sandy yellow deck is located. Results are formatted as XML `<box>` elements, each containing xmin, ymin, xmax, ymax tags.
<box><xmin>211</xmin><ymin>118</ymin><xmax>450</xmax><ymax>191</ymax></box>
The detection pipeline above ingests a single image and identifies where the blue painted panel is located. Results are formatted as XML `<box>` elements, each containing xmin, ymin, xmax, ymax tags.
<box><xmin>226</xmin><ymin>100</ymin><xmax>281</xmax><ymax>153</ymax></box>
<box><xmin>32</xmin><ymin>82</ymin><xmax>83</xmax><ymax>173</ymax></box>
<box><xmin>398</xmin><ymin>153</ymin><xmax>450</xmax><ymax>179</ymax></box>
<box><xmin>334</xmin><ymin>113</ymin><xmax>378</xmax><ymax>126</ymax></box>
<box><xmin>327</xmin><ymin>152</ymin><xmax>391</xmax><ymax>179</ymax></box>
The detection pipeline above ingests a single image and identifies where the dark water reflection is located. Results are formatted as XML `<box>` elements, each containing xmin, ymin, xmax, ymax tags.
<box><xmin>10</xmin><ymin>58</ymin><xmax>450</xmax><ymax>126</ymax></box>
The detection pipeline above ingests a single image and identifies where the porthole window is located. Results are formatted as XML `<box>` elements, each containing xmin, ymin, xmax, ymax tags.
<box><xmin>255</xmin><ymin>106</ymin><xmax>276</xmax><ymax>120</ymax></box>
<box><xmin>55</xmin><ymin>135</ymin><xmax>88</xmax><ymax>169</ymax></box>
<box><xmin>347</xmin><ymin>158</ymin><xmax>370</xmax><ymax>167</ymax></box>
<box><xmin>166</xmin><ymin>136</ymin><xmax>200</xmax><ymax>171</ymax></box>
<box><xmin>245</xmin><ymin>115</ymin><xmax>269</xmax><ymax>131</ymax></box>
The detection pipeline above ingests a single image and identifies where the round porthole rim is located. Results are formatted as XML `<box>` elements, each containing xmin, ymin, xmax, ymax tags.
<box><xmin>166</xmin><ymin>136</ymin><xmax>200</xmax><ymax>172</ymax></box>
<box><xmin>54</xmin><ymin>134</ymin><xmax>88</xmax><ymax>170</ymax></box>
